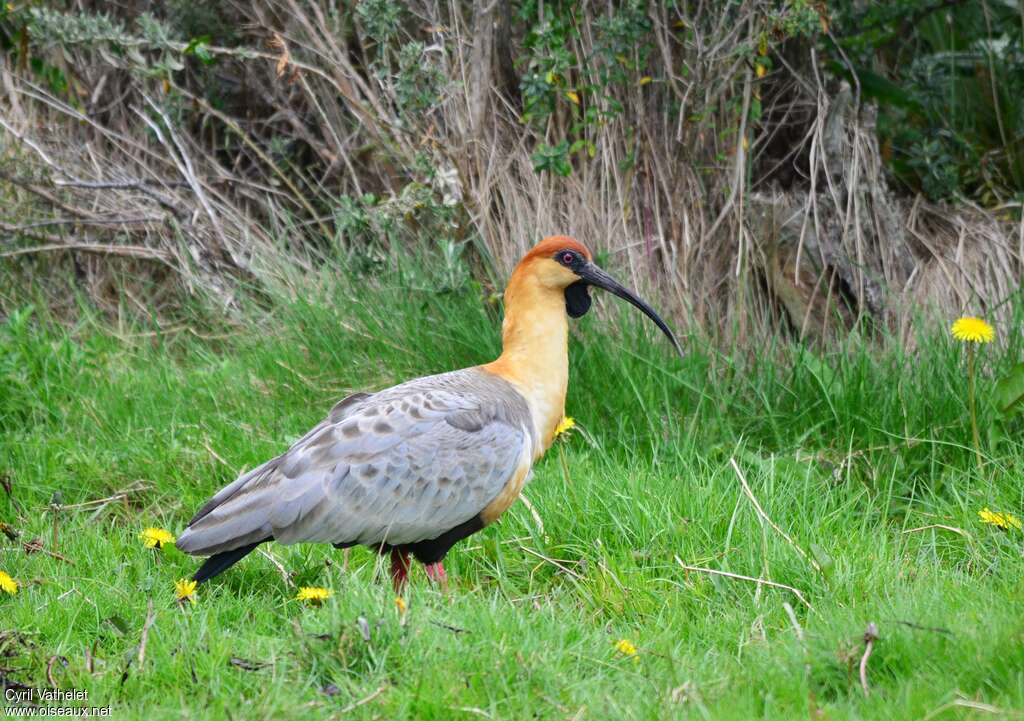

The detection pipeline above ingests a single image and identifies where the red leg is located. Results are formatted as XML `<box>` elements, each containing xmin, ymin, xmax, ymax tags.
<box><xmin>424</xmin><ymin>561</ymin><xmax>448</xmax><ymax>593</ymax></box>
<box><xmin>390</xmin><ymin>548</ymin><xmax>411</xmax><ymax>593</ymax></box>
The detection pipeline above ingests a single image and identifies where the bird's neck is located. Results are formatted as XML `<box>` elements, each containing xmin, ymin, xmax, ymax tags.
<box><xmin>482</xmin><ymin>271</ymin><xmax>568</xmax><ymax>457</ymax></box>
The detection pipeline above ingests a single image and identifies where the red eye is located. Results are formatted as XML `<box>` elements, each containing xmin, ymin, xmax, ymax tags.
<box><xmin>562</xmin><ymin>252</ymin><xmax>574</xmax><ymax>265</ymax></box>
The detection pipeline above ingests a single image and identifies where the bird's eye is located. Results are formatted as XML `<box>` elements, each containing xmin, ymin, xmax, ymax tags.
<box><xmin>561</xmin><ymin>252</ymin><xmax>575</xmax><ymax>265</ymax></box>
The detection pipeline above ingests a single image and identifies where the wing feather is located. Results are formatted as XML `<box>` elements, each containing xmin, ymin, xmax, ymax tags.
<box><xmin>176</xmin><ymin>369</ymin><xmax>533</xmax><ymax>555</ymax></box>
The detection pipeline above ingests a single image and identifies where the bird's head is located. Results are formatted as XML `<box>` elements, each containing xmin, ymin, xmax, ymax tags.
<box><xmin>518</xmin><ymin>236</ymin><xmax>682</xmax><ymax>356</ymax></box>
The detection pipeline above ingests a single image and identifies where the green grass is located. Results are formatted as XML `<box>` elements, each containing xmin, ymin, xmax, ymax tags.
<box><xmin>1</xmin><ymin>270</ymin><xmax>1023</xmax><ymax>720</ymax></box>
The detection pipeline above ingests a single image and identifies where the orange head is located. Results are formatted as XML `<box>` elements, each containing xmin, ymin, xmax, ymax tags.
<box><xmin>510</xmin><ymin>236</ymin><xmax>682</xmax><ymax>355</ymax></box>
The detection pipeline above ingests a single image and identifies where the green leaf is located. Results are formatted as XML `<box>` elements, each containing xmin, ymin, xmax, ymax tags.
<box><xmin>195</xmin><ymin>45</ymin><xmax>214</xmax><ymax>64</ymax></box>
<box><xmin>105</xmin><ymin>615</ymin><xmax>129</xmax><ymax>636</ymax></box>
<box><xmin>184</xmin><ymin>36</ymin><xmax>215</xmax><ymax>65</ymax></box>
<box><xmin>184</xmin><ymin>35</ymin><xmax>210</xmax><ymax>54</ymax></box>
<box><xmin>531</xmin><ymin>141</ymin><xmax>573</xmax><ymax>176</ymax></box>
<box><xmin>994</xmin><ymin>362</ymin><xmax>1024</xmax><ymax>418</ymax></box>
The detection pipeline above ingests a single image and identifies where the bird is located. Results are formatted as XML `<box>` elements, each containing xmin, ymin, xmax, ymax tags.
<box><xmin>176</xmin><ymin>236</ymin><xmax>681</xmax><ymax>591</ymax></box>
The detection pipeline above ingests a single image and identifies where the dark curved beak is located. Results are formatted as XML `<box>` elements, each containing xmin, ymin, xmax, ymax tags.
<box><xmin>577</xmin><ymin>262</ymin><xmax>683</xmax><ymax>357</ymax></box>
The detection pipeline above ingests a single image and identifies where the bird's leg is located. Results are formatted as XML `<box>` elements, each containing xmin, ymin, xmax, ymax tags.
<box><xmin>423</xmin><ymin>561</ymin><xmax>448</xmax><ymax>593</ymax></box>
<box><xmin>390</xmin><ymin>548</ymin><xmax>411</xmax><ymax>593</ymax></box>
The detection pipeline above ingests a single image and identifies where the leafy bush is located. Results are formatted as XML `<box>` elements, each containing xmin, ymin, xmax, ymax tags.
<box><xmin>832</xmin><ymin>0</ymin><xmax>1024</xmax><ymax>206</ymax></box>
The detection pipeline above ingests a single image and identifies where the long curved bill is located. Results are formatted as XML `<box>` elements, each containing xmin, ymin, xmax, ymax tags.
<box><xmin>577</xmin><ymin>262</ymin><xmax>683</xmax><ymax>357</ymax></box>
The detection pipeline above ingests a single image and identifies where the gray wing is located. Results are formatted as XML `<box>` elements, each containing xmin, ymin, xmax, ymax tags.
<box><xmin>176</xmin><ymin>368</ymin><xmax>533</xmax><ymax>556</ymax></box>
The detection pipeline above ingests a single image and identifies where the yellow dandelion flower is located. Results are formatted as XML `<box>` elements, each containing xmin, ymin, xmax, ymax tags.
<box><xmin>979</xmin><ymin>508</ymin><xmax>1022</xmax><ymax>531</ymax></box>
<box><xmin>951</xmin><ymin>317</ymin><xmax>995</xmax><ymax>344</ymax></box>
<box><xmin>141</xmin><ymin>527</ymin><xmax>175</xmax><ymax>549</ymax></box>
<box><xmin>554</xmin><ymin>416</ymin><xmax>576</xmax><ymax>439</ymax></box>
<box><xmin>295</xmin><ymin>586</ymin><xmax>332</xmax><ymax>606</ymax></box>
<box><xmin>395</xmin><ymin>596</ymin><xmax>407</xmax><ymax>615</ymax></box>
<box><xmin>615</xmin><ymin>638</ymin><xmax>639</xmax><ymax>661</ymax></box>
<box><xmin>175</xmin><ymin>578</ymin><xmax>197</xmax><ymax>605</ymax></box>
<box><xmin>756</xmin><ymin>64</ymin><xmax>767</xmax><ymax>78</ymax></box>
<box><xmin>0</xmin><ymin>570</ymin><xmax>18</xmax><ymax>596</ymax></box>
<box><xmin>566</xmin><ymin>91</ymin><xmax>580</xmax><ymax>105</ymax></box>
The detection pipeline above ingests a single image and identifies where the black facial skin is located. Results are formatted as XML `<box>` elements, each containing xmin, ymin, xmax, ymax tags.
<box><xmin>564</xmin><ymin>281</ymin><xmax>592</xmax><ymax>318</ymax></box>
<box><xmin>554</xmin><ymin>248</ymin><xmax>682</xmax><ymax>356</ymax></box>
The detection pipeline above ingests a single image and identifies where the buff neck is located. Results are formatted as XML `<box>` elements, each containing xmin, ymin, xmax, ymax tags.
<box><xmin>481</xmin><ymin>266</ymin><xmax>569</xmax><ymax>457</ymax></box>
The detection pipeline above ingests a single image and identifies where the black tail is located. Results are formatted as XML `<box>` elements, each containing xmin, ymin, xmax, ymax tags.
<box><xmin>192</xmin><ymin>538</ymin><xmax>270</xmax><ymax>584</ymax></box>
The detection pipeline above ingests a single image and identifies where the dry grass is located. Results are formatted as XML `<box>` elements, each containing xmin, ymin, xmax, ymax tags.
<box><xmin>0</xmin><ymin>1</ymin><xmax>1019</xmax><ymax>340</ymax></box>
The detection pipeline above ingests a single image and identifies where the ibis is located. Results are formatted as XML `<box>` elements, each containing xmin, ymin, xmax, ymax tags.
<box><xmin>176</xmin><ymin>236</ymin><xmax>680</xmax><ymax>590</ymax></box>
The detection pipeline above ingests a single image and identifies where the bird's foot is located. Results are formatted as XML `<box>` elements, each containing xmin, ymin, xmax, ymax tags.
<box><xmin>390</xmin><ymin>548</ymin><xmax>411</xmax><ymax>593</ymax></box>
<box><xmin>424</xmin><ymin>561</ymin><xmax>448</xmax><ymax>594</ymax></box>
